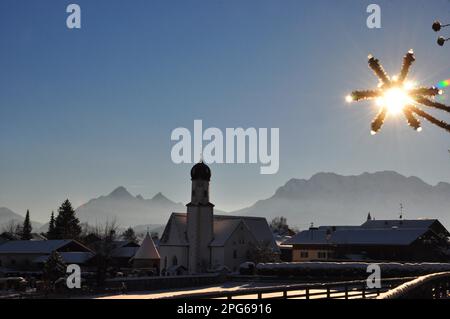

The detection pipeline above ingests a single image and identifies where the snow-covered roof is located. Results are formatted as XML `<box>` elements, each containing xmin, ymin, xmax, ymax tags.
<box><xmin>32</xmin><ymin>252</ymin><xmax>94</xmax><ymax>264</ymax></box>
<box><xmin>209</xmin><ymin>219</ymin><xmax>243</xmax><ymax>247</ymax></box>
<box><xmin>284</xmin><ymin>228</ymin><xmax>429</xmax><ymax>246</ymax></box>
<box><xmin>160</xmin><ymin>213</ymin><xmax>278</xmax><ymax>251</ymax></box>
<box><xmin>112</xmin><ymin>246</ymin><xmax>140</xmax><ymax>258</ymax></box>
<box><xmin>361</xmin><ymin>219</ymin><xmax>437</xmax><ymax>229</ymax></box>
<box><xmin>0</xmin><ymin>240</ymin><xmax>92</xmax><ymax>254</ymax></box>
<box><xmin>132</xmin><ymin>233</ymin><xmax>160</xmax><ymax>260</ymax></box>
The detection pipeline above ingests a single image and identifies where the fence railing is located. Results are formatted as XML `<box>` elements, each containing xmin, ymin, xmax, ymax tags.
<box><xmin>378</xmin><ymin>271</ymin><xmax>450</xmax><ymax>299</ymax></box>
<box><xmin>161</xmin><ymin>277</ymin><xmax>416</xmax><ymax>300</ymax></box>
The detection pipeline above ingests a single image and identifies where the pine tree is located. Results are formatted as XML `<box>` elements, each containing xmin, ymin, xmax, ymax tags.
<box><xmin>21</xmin><ymin>210</ymin><xmax>33</xmax><ymax>240</ymax></box>
<box><xmin>43</xmin><ymin>251</ymin><xmax>67</xmax><ymax>289</ymax></box>
<box><xmin>54</xmin><ymin>199</ymin><xmax>81</xmax><ymax>239</ymax></box>
<box><xmin>122</xmin><ymin>227</ymin><xmax>137</xmax><ymax>243</ymax></box>
<box><xmin>46</xmin><ymin>211</ymin><xmax>57</xmax><ymax>240</ymax></box>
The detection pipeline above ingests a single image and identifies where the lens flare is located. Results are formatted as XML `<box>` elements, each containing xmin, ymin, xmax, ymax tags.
<box><xmin>437</xmin><ymin>79</ymin><xmax>450</xmax><ymax>89</ymax></box>
<box><xmin>347</xmin><ymin>51</ymin><xmax>450</xmax><ymax>134</ymax></box>
<box><xmin>379</xmin><ymin>88</ymin><xmax>413</xmax><ymax>115</ymax></box>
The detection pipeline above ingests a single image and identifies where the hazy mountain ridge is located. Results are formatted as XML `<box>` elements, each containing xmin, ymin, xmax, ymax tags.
<box><xmin>0</xmin><ymin>207</ymin><xmax>43</xmax><ymax>232</ymax></box>
<box><xmin>233</xmin><ymin>171</ymin><xmax>450</xmax><ymax>228</ymax></box>
<box><xmin>74</xmin><ymin>187</ymin><xmax>186</xmax><ymax>227</ymax></box>
<box><xmin>2</xmin><ymin>171</ymin><xmax>450</xmax><ymax>234</ymax></box>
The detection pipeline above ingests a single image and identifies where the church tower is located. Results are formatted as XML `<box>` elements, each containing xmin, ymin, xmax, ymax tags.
<box><xmin>186</xmin><ymin>161</ymin><xmax>214</xmax><ymax>274</ymax></box>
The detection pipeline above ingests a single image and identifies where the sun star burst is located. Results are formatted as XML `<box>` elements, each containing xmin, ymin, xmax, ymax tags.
<box><xmin>346</xmin><ymin>50</ymin><xmax>450</xmax><ymax>134</ymax></box>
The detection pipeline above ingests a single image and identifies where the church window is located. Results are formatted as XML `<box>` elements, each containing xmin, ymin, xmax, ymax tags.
<box><xmin>204</xmin><ymin>190</ymin><xmax>207</xmax><ymax>197</ymax></box>
<box><xmin>172</xmin><ymin>256</ymin><xmax>178</xmax><ymax>266</ymax></box>
<box><xmin>192</xmin><ymin>190</ymin><xmax>195</xmax><ymax>196</ymax></box>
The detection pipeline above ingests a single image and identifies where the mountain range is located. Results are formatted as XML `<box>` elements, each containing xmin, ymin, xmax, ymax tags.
<box><xmin>1</xmin><ymin>171</ymin><xmax>450</xmax><ymax>234</ymax></box>
<box><xmin>234</xmin><ymin>171</ymin><xmax>450</xmax><ymax>228</ymax></box>
<box><xmin>74</xmin><ymin>187</ymin><xmax>185</xmax><ymax>227</ymax></box>
<box><xmin>0</xmin><ymin>207</ymin><xmax>43</xmax><ymax>232</ymax></box>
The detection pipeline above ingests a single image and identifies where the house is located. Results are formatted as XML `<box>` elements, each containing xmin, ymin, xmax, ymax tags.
<box><xmin>110</xmin><ymin>241</ymin><xmax>140</xmax><ymax>268</ymax></box>
<box><xmin>274</xmin><ymin>234</ymin><xmax>293</xmax><ymax>262</ymax></box>
<box><xmin>284</xmin><ymin>218</ymin><xmax>450</xmax><ymax>262</ymax></box>
<box><xmin>131</xmin><ymin>232</ymin><xmax>160</xmax><ymax>271</ymax></box>
<box><xmin>0</xmin><ymin>240</ymin><xmax>95</xmax><ymax>270</ymax></box>
<box><xmin>158</xmin><ymin>162</ymin><xmax>278</xmax><ymax>275</ymax></box>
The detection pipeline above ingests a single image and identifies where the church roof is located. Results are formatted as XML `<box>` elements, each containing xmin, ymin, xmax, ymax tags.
<box><xmin>132</xmin><ymin>233</ymin><xmax>160</xmax><ymax>260</ymax></box>
<box><xmin>191</xmin><ymin>161</ymin><xmax>211</xmax><ymax>181</ymax></box>
<box><xmin>160</xmin><ymin>213</ymin><xmax>278</xmax><ymax>251</ymax></box>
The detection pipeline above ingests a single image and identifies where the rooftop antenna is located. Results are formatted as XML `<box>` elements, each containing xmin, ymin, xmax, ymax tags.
<box><xmin>399</xmin><ymin>203</ymin><xmax>404</xmax><ymax>220</ymax></box>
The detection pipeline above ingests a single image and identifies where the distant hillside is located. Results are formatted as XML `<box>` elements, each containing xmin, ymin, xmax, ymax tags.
<box><xmin>0</xmin><ymin>207</ymin><xmax>43</xmax><ymax>232</ymax></box>
<box><xmin>233</xmin><ymin>171</ymin><xmax>450</xmax><ymax>229</ymax></box>
<box><xmin>74</xmin><ymin>187</ymin><xmax>186</xmax><ymax>227</ymax></box>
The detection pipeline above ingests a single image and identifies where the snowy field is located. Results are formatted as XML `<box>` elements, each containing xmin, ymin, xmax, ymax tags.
<box><xmin>95</xmin><ymin>282</ymin><xmax>380</xmax><ymax>300</ymax></box>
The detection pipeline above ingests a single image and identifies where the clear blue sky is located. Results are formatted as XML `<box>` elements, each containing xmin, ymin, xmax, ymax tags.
<box><xmin>1</xmin><ymin>0</ymin><xmax>449</xmax><ymax>222</ymax></box>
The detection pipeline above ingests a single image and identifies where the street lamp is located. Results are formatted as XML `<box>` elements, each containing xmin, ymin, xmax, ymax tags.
<box><xmin>437</xmin><ymin>36</ymin><xmax>450</xmax><ymax>47</ymax></box>
<box><xmin>432</xmin><ymin>20</ymin><xmax>450</xmax><ymax>47</ymax></box>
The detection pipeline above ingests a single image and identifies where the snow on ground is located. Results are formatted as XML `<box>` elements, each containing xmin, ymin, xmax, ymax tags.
<box><xmin>96</xmin><ymin>282</ymin><xmax>277</xmax><ymax>299</ymax></box>
<box><xmin>95</xmin><ymin>282</ymin><xmax>380</xmax><ymax>300</ymax></box>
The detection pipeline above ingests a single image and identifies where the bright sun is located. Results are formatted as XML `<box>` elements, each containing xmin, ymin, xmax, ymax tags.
<box><xmin>376</xmin><ymin>87</ymin><xmax>413</xmax><ymax>115</ymax></box>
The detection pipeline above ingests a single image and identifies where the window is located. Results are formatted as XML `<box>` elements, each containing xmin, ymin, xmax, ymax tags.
<box><xmin>164</xmin><ymin>256</ymin><xmax>167</xmax><ymax>268</ymax></box>
<box><xmin>317</xmin><ymin>252</ymin><xmax>327</xmax><ymax>259</ymax></box>
<box><xmin>300</xmin><ymin>251</ymin><xmax>309</xmax><ymax>258</ymax></box>
<box><xmin>172</xmin><ymin>256</ymin><xmax>178</xmax><ymax>266</ymax></box>
<box><xmin>233</xmin><ymin>250</ymin><xmax>237</xmax><ymax>259</ymax></box>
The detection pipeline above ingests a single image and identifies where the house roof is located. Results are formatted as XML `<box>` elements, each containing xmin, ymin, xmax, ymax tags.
<box><xmin>132</xmin><ymin>233</ymin><xmax>160</xmax><ymax>260</ymax></box>
<box><xmin>109</xmin><ymin>241</ymin><xmax>140</xmax><ymax>258</ymax></box>
<box><xmin>160</xmin><ymin>213</ymin><xmax>278</xmax><ymax>251</ymax></box>
<box><xmin>33</xmin><ymin>252</ymin><xmax>94</xmax><ymax>264</ymax></box>
<box><xmin>284</xmin><ymin>228</ymin><xmax>429</xmax><ymax>246</ymax></box>
<box><xmin>0</xmin><ymin>240</ymin><xmax>92</xmax><ymax>254</ymax></box>
<box><xmin>112</xmin><ymin>246</ymin><xmax>140</xmax><ymax>258</ymax></box>
<box><xmin>361</xmin><ymin>219</ymin><xmax>437</xmax><ymax>229</ymax></box>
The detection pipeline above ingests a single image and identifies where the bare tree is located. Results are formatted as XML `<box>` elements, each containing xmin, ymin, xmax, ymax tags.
<box><xmin>1</xmin><ymin>220</ymin><xmax>22</xmax><ymax>239</ymax></box>
<box><xmin>247</xmin><ymin>241</ymin><xmax>280</xmax><ymax>264</ymax></box>
<box><xmin>89</xmin><ymin>219</ymin><xmax>119</xmax><ymax>286</ymax></box>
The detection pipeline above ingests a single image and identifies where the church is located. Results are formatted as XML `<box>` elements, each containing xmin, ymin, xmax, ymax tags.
<box><xmin>159</xmin><ymin>162</ymin><xmax>278</xmax><ymax>275</ymax></box>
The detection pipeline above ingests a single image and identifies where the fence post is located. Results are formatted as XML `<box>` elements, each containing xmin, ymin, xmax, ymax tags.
<box><xmin>326</xmin><ymin>287</ymin><xmax>331</xmax><ymax>299</ymax></box>
<box><xmin>362</xmin><ymin>284</ymin><xmax>366</xmax><ymax>299</ymax></box>
<box><xmin>344</xmin><ymin>285</ymin><xmax>349</xmax><ymax>299</ymax></box>
<box><xmin>306</xmin><ymin>288</ymin><xmax>310</xmax><ymax>300</ymax></box>
<box><xmin>283</xmin><ymin>290</ymin><xmax>287</xmax><ymax>299</ymax></box>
